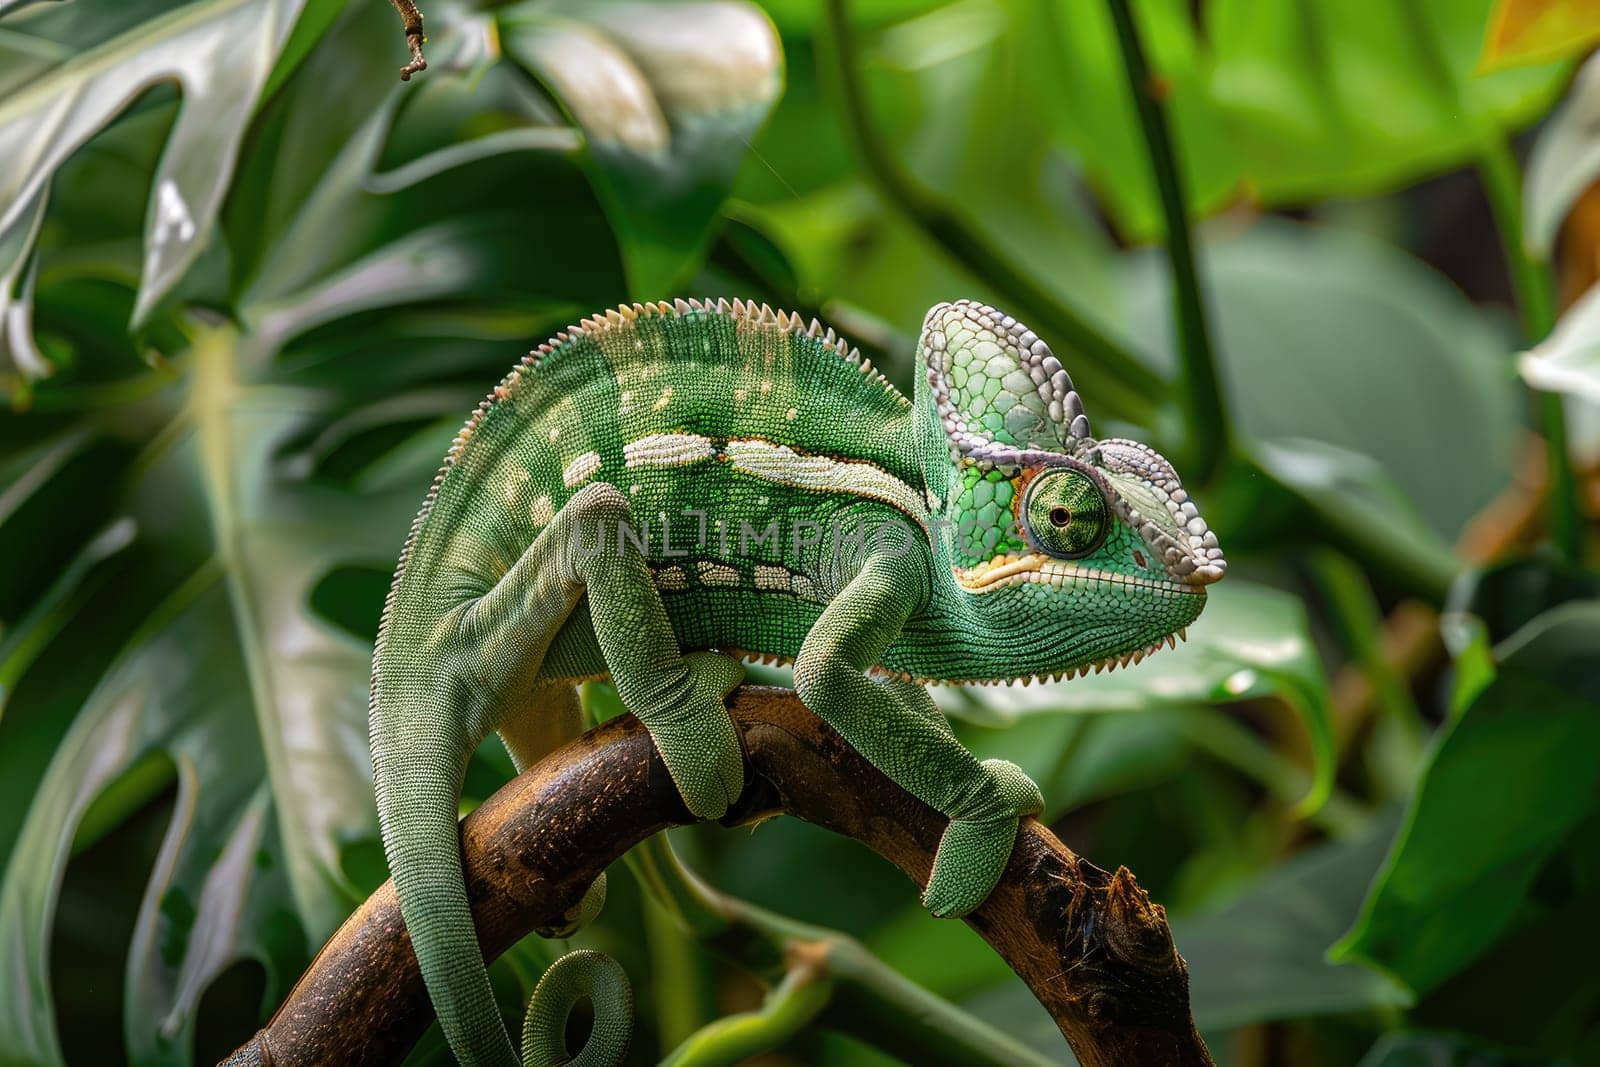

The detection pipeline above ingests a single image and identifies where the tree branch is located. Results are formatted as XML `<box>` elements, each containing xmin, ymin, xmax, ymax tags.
<box><xmin>220</xmin><ymin>687</ymin><xmax>1212</xmax><ymax>1067</ymax></box>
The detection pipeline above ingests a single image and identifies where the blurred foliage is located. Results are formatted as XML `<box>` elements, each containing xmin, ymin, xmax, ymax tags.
<box><xmin>1</xmin><ymin>0</ymin><xmax>1599</xmax><ymax>1065</ymax></box>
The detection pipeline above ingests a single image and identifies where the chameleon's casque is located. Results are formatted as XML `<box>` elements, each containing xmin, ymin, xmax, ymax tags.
<box><xmin>370</xmin><ymin>298</ymin><xmax>1221</xmax><ymax>1067</ymax></box>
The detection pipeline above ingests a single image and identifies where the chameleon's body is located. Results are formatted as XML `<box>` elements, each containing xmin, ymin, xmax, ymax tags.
<box><xmin>371</xmin><ymin>299</ymin><xmax>1223</xmax><ymax>1066</ymax></box>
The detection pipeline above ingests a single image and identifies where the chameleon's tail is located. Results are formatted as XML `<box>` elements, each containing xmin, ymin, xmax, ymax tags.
<box><xmin>374</xmin><ymin>721</ymin><xmax>518</xmax><ymax>1065</ymax></box>
<box><xmin>522</xmin><ymin>949</ymin><xmax>633</xmax><ymax>1066</ymax></box>
<box><xmin>372</xmin><ymin>719</ymin><xmax>633</xmax><ymax>1066</ymax></box>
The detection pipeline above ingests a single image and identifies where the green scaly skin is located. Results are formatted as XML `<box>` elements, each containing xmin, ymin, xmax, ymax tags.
<box><xmin>369</xmin><ymin>298</ymin><xmax>1225</xmax><ymax>1066</ymax></box>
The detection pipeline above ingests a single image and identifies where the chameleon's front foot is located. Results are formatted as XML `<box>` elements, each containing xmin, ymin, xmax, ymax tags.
<box><xmin>642</xmin><ymin>651</ymin><xmax>746</xmax><ymax>821</ymax></box>
<box><xmin>922</xmin><ymin>759</ymin><xmax>1044</xmax><ymax>918</ymax></box>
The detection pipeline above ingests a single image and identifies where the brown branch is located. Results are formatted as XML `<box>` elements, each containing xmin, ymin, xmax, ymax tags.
<box><xmin>221</xmin><ymin>687</ymin><xmax>1211</xmax><ymax>1066</ymax></box>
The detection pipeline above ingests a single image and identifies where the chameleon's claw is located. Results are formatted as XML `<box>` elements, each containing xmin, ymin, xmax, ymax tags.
<box><xmin>648</xmin><ymin>652</ymin><xmax>746</xmax><ymax>821</ymax></box>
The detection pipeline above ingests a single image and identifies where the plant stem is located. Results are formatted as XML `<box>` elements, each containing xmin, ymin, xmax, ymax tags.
<box><xmin>1477</xmin><ymin>139</ymin><xmax>1583</xmax><ymax>563</ymax></box>
<box><xmin>1103</xmin><ymin>0</ymin><xmax>1230</xmax><ymax>482</ymax></box>
<box><xmin>625</xmin><ymin>836</ymin><xmax>1053</xmax><ymax>1067</ymax></box>
<box><xmin>661</xmin><ymin>960</ymin><xmax>834</xmax><ymax>1067</ymax></box>
<box><xmin>821</xmin><ymin>0</ymin><xmax>1164</xmax><ymax>425</ymax></box>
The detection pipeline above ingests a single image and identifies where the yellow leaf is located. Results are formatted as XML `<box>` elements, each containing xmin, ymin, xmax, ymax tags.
<box><xmin>1479</xmin><ymin>0</ymin><xmax>1600</xmax><ymax>72</ymax></box>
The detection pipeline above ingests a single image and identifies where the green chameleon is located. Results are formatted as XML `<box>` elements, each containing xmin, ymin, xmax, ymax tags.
<box><xmin>370</xmin><ymin>298</ymin><xmax>1224</xmax><ymax>1065</ymax></box>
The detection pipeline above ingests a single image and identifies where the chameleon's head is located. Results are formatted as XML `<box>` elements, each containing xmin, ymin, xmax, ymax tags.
<box><xmin>915</xmin><ymin>301</ymin><xmax>1225</xmax><ymax>682</ymax></box>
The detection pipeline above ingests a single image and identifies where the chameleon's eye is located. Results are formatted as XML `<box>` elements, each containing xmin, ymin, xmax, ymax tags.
<box><xmin>1023</xmin><ymin>467</ymin><xmax>1109</xmax><ymax>559</ymax></box>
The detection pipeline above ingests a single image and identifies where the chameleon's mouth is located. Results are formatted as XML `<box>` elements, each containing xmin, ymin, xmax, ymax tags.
<box><xmin>898</xmin><ymin>626</ymin><xmax>1191</xmax><ymax>686</ymax></box>
<box><xmin>952</xmin><ymin>552</ymin><xmax>1204</xmax><ymax>596</ymax></box>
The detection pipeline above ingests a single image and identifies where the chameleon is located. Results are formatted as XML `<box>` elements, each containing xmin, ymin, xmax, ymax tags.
<box><xmin>369</xmin><ymin>297</ymin><xmax>1225</xmax><ymax>1066</ymax></box>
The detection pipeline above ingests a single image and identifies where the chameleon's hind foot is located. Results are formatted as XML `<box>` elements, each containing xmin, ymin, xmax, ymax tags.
<box><xmin>922</xmin><ymin>759</ymin><xmax>1043</xmax><ymax>918</ymax></box>
<box><xmin>643</xmin><ymin>651</ymin><xmax>746</xmax><ymax>821</ymax></box>
<box><xmin>534</xmin><ymin>873</ymin><xmax>606</xmax><ymax>939</ymax></box>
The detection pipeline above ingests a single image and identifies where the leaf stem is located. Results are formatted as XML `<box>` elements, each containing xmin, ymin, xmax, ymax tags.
<box><xmin>1102</xmin><ymin>0</ymin><xmax>1229</xmax><ymax>482</ymax></box>
<box><xmin>1477</xmin><ymin>139</ymin><xmax>1583</xmax><ymax>562</ymax></box>
<box><xmin>625</xmin><ymin>836</ymin><xmax>1053</xmax><ymax>1067</ymax></box>
<box><xmin>821</xmin><ymin>0</ymin><xmax>1164</xmax><ymax>425</ymax></box>
<box><xmin>661</xmin><ymin>960</ymin><xmax>834</xmax><ymax>1067</ymax></box>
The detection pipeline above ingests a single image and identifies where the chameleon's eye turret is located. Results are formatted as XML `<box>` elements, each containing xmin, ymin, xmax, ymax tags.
<box><xmin>1022</xmin><ymin>468</ymin><xmax>1108</xmax><ymax>559</ymax></box>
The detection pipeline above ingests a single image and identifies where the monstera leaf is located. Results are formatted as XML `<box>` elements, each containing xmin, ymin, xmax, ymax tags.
<box><xmin>500</xmin><ymin>0</ymin><xmax>783</xmax><ymax>296</ymax></box>
<box><xmin>0</xmin><ymin>327</ymin><xmax>448</xmax><ymax>1066</ymax></box>
<box><xmin>0</xmin><ymin>0</ymin><xmax>309</xmax><ymax>386</ymax></box>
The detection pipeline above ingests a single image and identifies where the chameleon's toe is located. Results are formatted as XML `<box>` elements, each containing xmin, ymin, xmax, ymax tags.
<box><xmin>921</xmin><ymin>814</ymin><xmax>1020</xmax><ymax>918</ymax></box>
<box><xmin>651</xmin><ymin>652</ymin><xmax>746</xmax><ymax>821</ymax></box>
<box><xmin>982</xmin><ymin>758</ymin><xmax>1044</xmax><ymax>818</ymax></box>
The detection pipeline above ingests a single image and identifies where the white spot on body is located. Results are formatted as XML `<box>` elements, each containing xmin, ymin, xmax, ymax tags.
<box><xmin>562</xmin><ymin>451</ymin><xmax>603</xmax><ymax>488</ymax></box>
<box><xmin>724</xmin><ymin>439</ymin><xmax>929</xmax><ymax>522</ymax></box>
<box><xmin>505</xmin><ymin>467</ymin><xmax>530</xmax><ymax>504</ymax></box>
<box><xmin>653</xmin><ymin>386</ymin><xmax>674</xmax><ymax>411</ymax></box>
<box><xmin>530</xmin><ymin>495</ymin><xmax>555</xmax><ymax>526</ymax></box>
<box><xmin>623</xmin><ymin>431</ymin><xmax>716</xmax><ymax>468</ymax></box>
<box><xmin>697</xmin><ymin>561</ymin><xmax>741</xmax><ymax>586</ymax></box>
<box><xmin>754</xmin><ymin>564</ymin><xmax>791</xmax><ymax>591</ymax></box>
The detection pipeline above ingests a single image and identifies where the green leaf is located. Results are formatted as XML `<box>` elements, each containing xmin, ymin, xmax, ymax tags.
<box><xmin>1176</xmin><ymin>814</ymin><xmax>1414</xmax><ymax>1030</ymax></box>
<box><xmin>500</xmin><ymin>0</ymin><xmax>783</xmax><ymax>296</ymax></box>
<box><xmin>0</xmin><ymin>0</ymin><xmax>309</xmax><ymax>363</ymax></box>
<box><xmin>938</xmin><ymin>580</ymin><xmax>1336</xmax><ymax>814</ymax></box>
<box><xmin>0</xmin><ymin>328</ymin><xmax>436</xmax><ymax>1065</ymax></box>
<box><xmin>1251</xmin><ymin>438</ymin><xmax>1459</xmax><ymax>603</ymax></box>
<box><xmin>1519</xmin><ymin>273</ymin><xmax>1600</xmax><ymax>403</ymax></box>
<box><xmin>1128</xmin><ymin>220</ymin><xmax>1522</xmax><ymax>540</ymax></box>
<box><xmin>989</xmin><ymin>0</ymin><xmax>1570</xmax><ymax>239</ymax></box>
<box><xmin>1332</xmin><ymin>601</ymin><xmax>1600</xmax><ymax>995</ymax></box>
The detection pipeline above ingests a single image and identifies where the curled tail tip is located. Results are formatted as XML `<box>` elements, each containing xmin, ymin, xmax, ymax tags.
<box><xmin>521</xmin><ymin>949</ymin><xmax>634</xmax><ymax>1067</ymax></box>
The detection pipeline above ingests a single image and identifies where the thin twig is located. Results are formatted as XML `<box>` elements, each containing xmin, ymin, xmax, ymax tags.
<box><xmin>388</xmin><ymin>0</ymin><xmax>428</xmax><ymax>80</ymax></box>
<box><xmin>220</xmin><ymin>688</ymin><xmax>1212</xmax><ymax>1067</ymax></box>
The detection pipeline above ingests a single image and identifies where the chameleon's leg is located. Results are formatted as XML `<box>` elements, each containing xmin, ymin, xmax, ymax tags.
<box><xmin>472</xmin><ymin>482</ymin><xmax>746</xmax><ymax>820</ymax></box>
<box><xmin>498</xmin><ymin>686</ymin><xmax>606</xmax><ymax>939</ymax></box>
<box><xmin>376</xmin><ymin>483</ymin><xmax>738</xmax><ymax>1067</ymax></box>
<box><xmin>794</xmin><ymin>554</ymin><xmax>1043</xmax><ymax>918</ymax></box>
